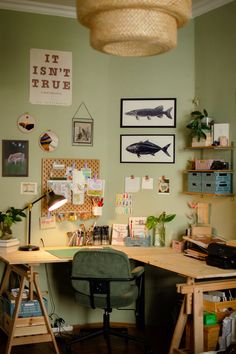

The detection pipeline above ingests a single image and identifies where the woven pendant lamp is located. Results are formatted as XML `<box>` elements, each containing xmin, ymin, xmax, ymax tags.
<box><xmin>76</xmin><ymin>0</ymin><xmax>192</xmax><ymax>57</ymax></box>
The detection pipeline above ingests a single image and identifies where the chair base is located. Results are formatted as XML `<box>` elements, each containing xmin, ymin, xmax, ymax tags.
<box><xmin>66</xmin><ymin>311</ymin><xmax>152</xmax><ymax>354</ymax></box>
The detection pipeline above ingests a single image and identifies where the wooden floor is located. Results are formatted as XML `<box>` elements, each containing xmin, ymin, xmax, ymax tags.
<box><xmin>0</xmin><ymin>325</ymin><xmax>171</xmax><ymax>354</ymax></box>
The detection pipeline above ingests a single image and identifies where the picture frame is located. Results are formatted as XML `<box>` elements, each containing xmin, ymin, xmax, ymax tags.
<box><xmin>2</xmin><ymin>140</ymin><xmax>29</xmax><ymax>177</ymax></box>
<box><xmin>120</xmin><ymin>98</ymin><xmax>176</xmax><ymax>128</ymax></box>
<box><xmin>120</xmin><ymin>134</ymin><xmax>175</xmax><ymax>163</ymax></box>
<box><xmin>20</xmin><ymin>182</ymin><xmax>37</xmax><ymax>195</ymax></box>
<box><xmin>39</xmin><ymin>130</ymin><xmax>59</xmax><ymax>152</ymax></box>
<box><xmin>72</xmin><ymin>118</ymin><xmax>93</xmax><ymax>146</ymax></box>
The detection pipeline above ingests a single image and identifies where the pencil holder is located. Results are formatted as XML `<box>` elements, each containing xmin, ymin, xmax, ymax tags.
<box><xmin>92</xmin><ymin>206</ymin><xmax>103</xmax><ymax>216</ymax></box>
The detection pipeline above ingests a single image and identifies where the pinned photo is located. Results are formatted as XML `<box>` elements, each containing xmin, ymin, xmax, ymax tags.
<box><xmin>158</xmin><ymin>175</ymin><xmax>170</xmax><ymax>194</ymax></box>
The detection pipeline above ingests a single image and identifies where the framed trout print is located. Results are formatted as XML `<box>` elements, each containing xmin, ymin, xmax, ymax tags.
<box><xmin>120</xmin><ymin>98</ymin><xmax>176</xmax><ymax>128</ymax></box>
<box><xmin>120</xmin><ymin>134</ymin><xmax>175</xmax><ymax>163</ymax></box>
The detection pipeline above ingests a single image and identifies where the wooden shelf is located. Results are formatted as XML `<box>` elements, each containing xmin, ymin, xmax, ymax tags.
<box><xmin>184</xmin><ymin>191</ymin><xmax>234</xmax><ymax>197</ymax></box>
<box><xmin>184</xmin><ymin>169</ymin><xmax>233</xmax><ymax>173</ymax></box>
<box><xmin>185</xmin><ymin>145</ymin><xmax>234</xmax><ymax>150</ymax></box>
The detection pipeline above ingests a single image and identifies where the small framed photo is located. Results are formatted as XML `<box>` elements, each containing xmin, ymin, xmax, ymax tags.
<box><xmin>20</xmin><ymin>182</ymin><xmax>37</xmax><ymax>195</ymax></box>
<box><xmin>120</xmin><ymin>98</ymin><xmax>176</xmax><ymax>128</ymax></box>
<box><xmin>72</xmin><ymin>118</ymin><xmax>93</xmax><ymax>146</ymax></box>
<box><xmin>120</xmin><ymin>134</ymin><xmax>175</xmax><ymax>163</ymax></box>
<box><xmin>2</xmin><ymin>140</ymin><xmax>29</xmax><ymax>177</ymax></box>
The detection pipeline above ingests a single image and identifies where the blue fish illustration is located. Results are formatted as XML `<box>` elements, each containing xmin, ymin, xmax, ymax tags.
<box><xmin>125</xmin><ymin>105</ymin><xmax>173</xmax><ymax>120</ymax></box>
<box><xmin>126</xmin><ymin>140</ymin><xmax>171</xmax><ymax>158</ymax></box>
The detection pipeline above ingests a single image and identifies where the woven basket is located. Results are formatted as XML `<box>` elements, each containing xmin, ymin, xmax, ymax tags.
<box><xmin>77</xmin><ymin>0</ymin><xmax>192</xmax><ymax>57</ymax></box>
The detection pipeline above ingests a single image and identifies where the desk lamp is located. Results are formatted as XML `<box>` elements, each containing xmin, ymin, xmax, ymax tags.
<box><xmin>19</xmin><ymin>190</ymin><xmax>67</xmax><ymax>252</ymax></box>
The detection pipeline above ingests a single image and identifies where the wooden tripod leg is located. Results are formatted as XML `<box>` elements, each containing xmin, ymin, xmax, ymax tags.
<box><xmin>193</xmin><ymin>287</ymin><xmax>204</xmax><ymax>354</ymax></box>
<box><xmin>0</xmin><ymin>264</ymin><xmax>11</xmax><ymax>297</ymax></box>
<box><xmin>33</xmin><ymin>272</ymin><xmax>60</xmax><ymax>354</ymax></box>
<box><xmin>168</xmin><ymin>296</ymin><xmax>188</xmax><ymax>354</ymax></box>
<box><xmin>5</xmin><ymin>272</ymin><xmax>26</xmax><ymax>354</ymax></box>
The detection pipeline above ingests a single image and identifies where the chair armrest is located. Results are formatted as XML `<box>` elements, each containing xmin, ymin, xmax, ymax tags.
<box><xmin>131</xmin><ymin>266</ymin><xmax>144</xmax><ymax>279</ymax></box>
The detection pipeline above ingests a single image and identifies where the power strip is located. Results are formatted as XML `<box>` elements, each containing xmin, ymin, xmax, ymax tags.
<box><xmin>52</xmin><ymin>325</ymin><xmax>73</xmax><ymax>333</ymax></box>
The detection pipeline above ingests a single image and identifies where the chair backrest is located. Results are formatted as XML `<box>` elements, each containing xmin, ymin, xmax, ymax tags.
<box><xmin>71</xmin><ymin>248</ymin><xmax>134</xmax><ymax>305</ymax></box>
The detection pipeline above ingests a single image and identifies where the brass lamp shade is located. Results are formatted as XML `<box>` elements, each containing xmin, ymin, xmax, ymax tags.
<box><xmin>76</xmin><ymin>0</ymin><xmax>192</xmax><ymax>57</ymax></box>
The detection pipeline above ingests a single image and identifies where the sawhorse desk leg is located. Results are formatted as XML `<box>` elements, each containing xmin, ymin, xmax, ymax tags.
<box><xmin>170</xmin><ymin>277</ymin><xmax>236</xmax><ymax>354</ymax></box>
<box><xmin>0</xmin><ymin>264</ymin><xmax>60</xmax><ymax>354</ymax></box>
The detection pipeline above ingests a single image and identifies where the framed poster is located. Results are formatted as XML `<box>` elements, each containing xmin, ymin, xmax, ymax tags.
<box><xmin>2</xmin><ymin>140</ymin><xmax>29</xmax><ymax>177</ymax></box>
<box><xmin>72</xmin><ymin>118</ymin><xmax>93</xmax><ymax>146</ymax></box>
<box><xmin>120</xmin><ymin>134</ymin><xmax>175</xmax><ymax>163</ymax></box>
<box><xmin>120</xmin><ymin>98</ymin><xmax>176</xmax><ymax>128</ymax></box>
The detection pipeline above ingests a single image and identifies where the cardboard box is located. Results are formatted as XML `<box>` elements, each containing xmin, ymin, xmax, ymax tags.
<box><xmin>203</xmin><ymin>299</ymin><xmax>236</xmax><ymax>321</ymax></box>
<box><xmin>204</xmin><ymin>324</ymin><xmax>220</xmax><ymax>351</ymax></box>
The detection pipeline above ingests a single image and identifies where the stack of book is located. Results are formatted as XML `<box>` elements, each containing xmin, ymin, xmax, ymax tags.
<box><xmin>183</xmin><ymin>235</ymin><xmax>225</xmax><ymax>261</ymax></box>
<box><xmin>0</xmin><ymin>238</ymin><xmax>20</xmax><ymax>253</ymax></box>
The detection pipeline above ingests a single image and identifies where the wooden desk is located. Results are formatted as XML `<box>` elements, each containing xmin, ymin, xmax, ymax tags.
<box><xmin>1</xmin><ymin>246</ymin><xmax>236</xmax><ymax>354</ymax></box>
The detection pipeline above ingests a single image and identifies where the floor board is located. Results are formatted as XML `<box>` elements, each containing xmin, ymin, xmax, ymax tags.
<box><xmin>0</xmin><ymin>325</ymin><xmax>170</xmax><ymax>354</ymax></box>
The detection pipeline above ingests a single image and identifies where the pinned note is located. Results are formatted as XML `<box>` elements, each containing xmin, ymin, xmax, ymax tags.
<box><xmin>125</xmin><ymin>176</ymin><xmax>140</xmax><ymax>193</ymax></box>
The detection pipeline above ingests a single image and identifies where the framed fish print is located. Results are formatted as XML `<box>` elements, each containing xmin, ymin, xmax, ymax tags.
<box><xmin>120</xmin><ymin>134</ymin><xmax>175</xmax><ymax>163</ymax></box>
<box><xmin>120</xmin><ymin>98</ymin><xmax>176</xmax><ymax>128</ymax></box>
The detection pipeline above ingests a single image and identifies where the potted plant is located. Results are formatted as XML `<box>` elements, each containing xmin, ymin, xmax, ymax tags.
<box><xmin>186</xmin><ymin>109</ymin><xmax>212</xmax><ymax>145</ymax></box>
<box><xmin>0</xmin><ymin>207</ymin><xmax>26</xmax><ymax>240</ymax></box>
<box><xmin>146</xmin><ymin>211</ymin><xmax>176</xmax><ymax>247</ymax></box>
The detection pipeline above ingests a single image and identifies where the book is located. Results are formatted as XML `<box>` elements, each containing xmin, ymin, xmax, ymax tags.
<box><xmin>128</xmin><ymin>217</ymin><xmax>147</xmax><ymax>238</ymax></box>
<box><xmin>0</xmin><ymin>239</ymin><xmax>20</xmax><ymax>247</ymax></box>
<box><xmin>0</xmin><ymin>245</ymin><xmax>19</xmax><ymax>253</ymax></box>
<box><xmin>111</xmin><ymin>224</ymin><xmax>128</xmax><ymax>245</ymax></box>
<box><xmin>184</xmin><ymin>248</ymin><xmax>207</xmax><ymax>261</ymax></box>
<box><xmin>183</xmin><ymin>235</ymin><xmax>225</xmax><ymax>249</ymax></box>
<box><xmin>0</xmin><ymin>237</ymin><xmax>19</xmax><ymax>243</ymax></box>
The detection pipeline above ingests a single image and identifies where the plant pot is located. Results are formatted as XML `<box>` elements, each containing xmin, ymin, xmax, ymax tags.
<box><xmin>0</xmin><ymin>222</ymin><xmax>12</xmax><ymax>240</ymax></box>
<box><xmin>154</xmin><ymin>223</ymin><xmax>165</xmax><ymax>247</ymax></box>
<box><xmin>191</xmin><ymin>132</ymin><xmax>212</xmax><ymax>147</ymax></box>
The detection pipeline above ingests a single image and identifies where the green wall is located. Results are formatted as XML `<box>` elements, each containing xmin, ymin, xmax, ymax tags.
<box><xmin>194</xmin><ymin>0</ymin><xmax>236</xmax><ymax>239</ymax></box>
<box><xmin>0</xmin><ymin>8</ymin><xmax>194</xmax><ymax>325</ymax></box>
<box><xmin>0</xmin><ymin>9</ymin><xmax>195</xmax><ymax>248</ymax></box>
<box><xmin>0</xmin><ymin>2</ymin><xmax>235</xmax><ymax>326</ymax></box>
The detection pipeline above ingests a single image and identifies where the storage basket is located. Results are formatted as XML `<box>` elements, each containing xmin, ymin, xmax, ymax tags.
<box><xmin>1</xmin><ymin>294</ymin><xmax>48</xmax><ymax>318</ymax></box>
<box><xmin>124</xmin><ymin>236</ymin><xmax>151</xmax><ymax>247</ymax></box>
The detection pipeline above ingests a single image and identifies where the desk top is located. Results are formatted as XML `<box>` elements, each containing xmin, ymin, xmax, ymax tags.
<box><xmin>1</xmin><ymin>246</ymin><xmax>236</xmax><ymax>280</ymax></box>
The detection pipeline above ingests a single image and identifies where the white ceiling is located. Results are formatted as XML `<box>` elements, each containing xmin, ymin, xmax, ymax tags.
<box><xmin>0</xmin><ymin>0</ymin><xmax>234</xmax><ymax>18</ymax></box>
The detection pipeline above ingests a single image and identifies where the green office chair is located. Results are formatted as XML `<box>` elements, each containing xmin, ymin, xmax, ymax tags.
<box><xmin>67</xmin><ymin>247</ymin><xmax>152</xmax><ymax>354</ymax></box>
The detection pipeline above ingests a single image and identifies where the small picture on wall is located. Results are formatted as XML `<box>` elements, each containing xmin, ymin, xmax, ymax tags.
<box><xmin>120</xmin><ymin>134</ymin><xmax>175</xmax><ymax>163</ymax></box>
<box><xmin>72</xmin><ymin>118</ymin><xmax>93</xmax><ymax>146</ymax></box>
<box><xmin>39</xmin><ymin>130</ymin><xmax>59</xmax><ymax>152</ymax></box>
<box><xmin>20</xmin><ymin>182</ymin><xmax>37</xmax><ymax>195</ymax></box>
<box><xmin>120</xmin><ymin>98</ymin><xmax>176</xmax><ymax>128</ymax></box>
<box><xmin>2</xmin><ymin>140</ymin><xmax>29</xmax><ymax>177</ymax></box>
<box><xmin>17</xmin><ymin>113</ymin><xmax>36</xmax><ymax>133</ymax></box>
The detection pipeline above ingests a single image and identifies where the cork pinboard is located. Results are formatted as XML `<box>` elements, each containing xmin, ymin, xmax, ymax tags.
<box><xmin>41</xmin><ymin>158</ymin><xmax>100</xmax><ymax>219</ymax></box>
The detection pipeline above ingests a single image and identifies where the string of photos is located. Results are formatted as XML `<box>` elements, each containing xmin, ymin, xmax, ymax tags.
<box><xmin>72</xmin><ymin>102</ymin><xmax>94</xmax><ymax>146</ymax></box>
